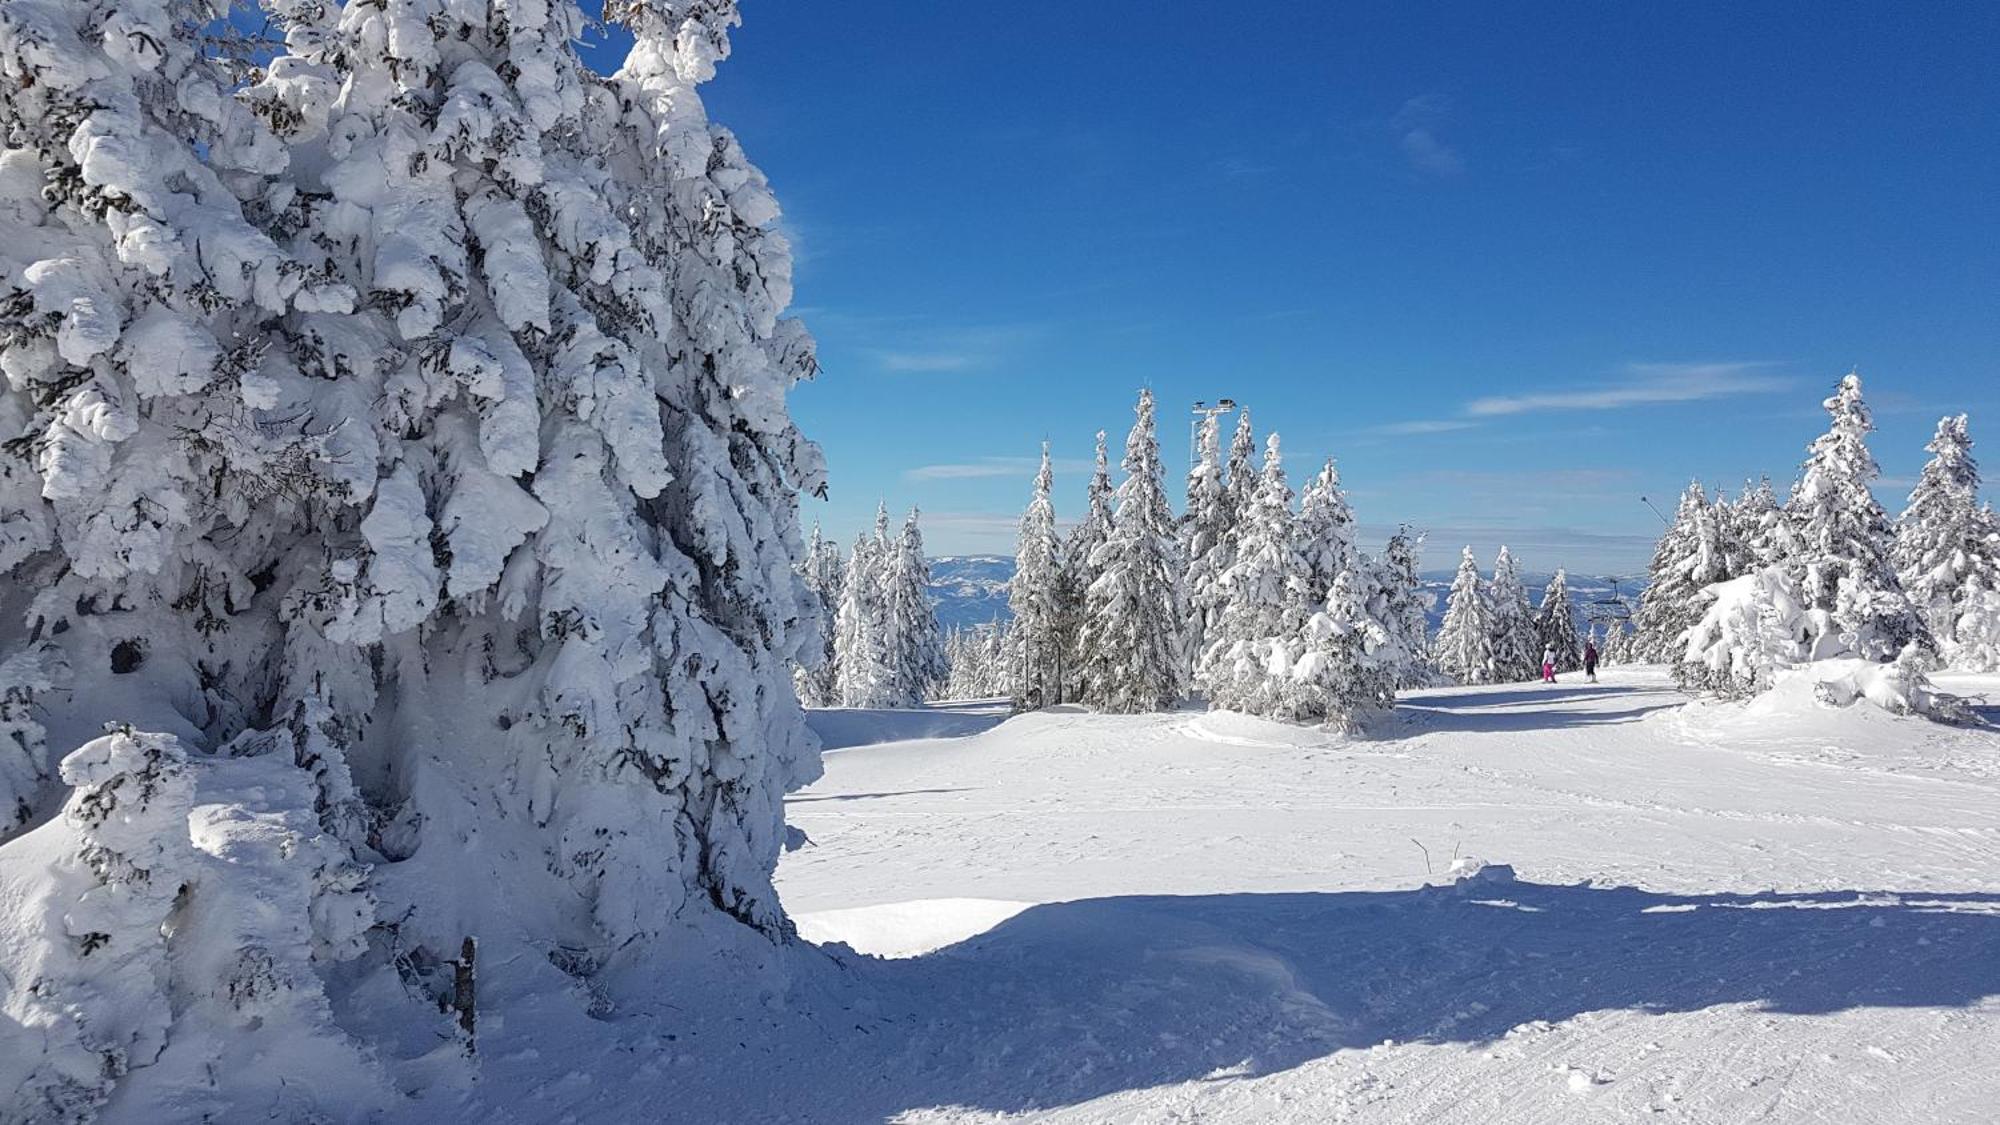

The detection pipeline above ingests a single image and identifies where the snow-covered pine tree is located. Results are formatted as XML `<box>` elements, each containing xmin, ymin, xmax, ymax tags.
<box><xmin>1078</xmin><ymin>389</ymin><xmax>1187</xmax><ymax>713</ymax></box>
<box><xmin>1377</xmin><ymin>526</ymin><xmax>1435</xmax><ymax>687</ymax></box>
<box><xmin>1285</xmin><ymin>547</ymin><xmax>1407</xmax><ymax>728</ymax></box>
<box><xmin>1200</xmin><ymin>434</ymin><xmax>1310</xmax><ymax>713</ymax></box>
<box><xmin>1434</xmin><ymin>547</ymin><xmax>1496</xmax><ymax>683</ymax></box>
<box><xmin>1951</xmin><ymin>576</ymin><xmax>2000</xmax><ymax>673</ymax></box>
<box><xmin>1678</xmin><ymin>566</ymin><xmax>1811</xmax><ymax>697</ymax></box>
<box><xmin>1223</xmin><ymin>407</ymin><xmax>1259</xmax><ymax>536</ymax></box>
<box><xmin>835</xmin><ymin>508</ymin><xmax>893</xmax><ymax>706</ymax></box>
<box><xmin>1010</xmin><ymin>444</ymin><xmax>1065</xmax><ymax>708</ymax></box>
<box><xmin>1533</xmin><ymin>569</ymin><xmax>1584</xmax><ymax>673</ymax></box>
<box><xmin>1726</xmin><ymin>477</ymin><xmax>1785</xmax><ymax>575</ymax></box>
<box><xmin>1605</xmin><ymin>620</ymin><xmax>1637</xmax><ymax>665</ymax></box>
<box><xmin>795</xmin><ymin>523</ymin><xmax>845</xmax><ymax>706</ymax></box>
<box><xmin>1</xmin><ymin>0</ymin><xmax>825</xmax><ymax>1113</ymax></box>
<box><xmin>1060</xmin><ymin>429</ymin><xmax>1115</xmax><ymax>701</ymax></box>
<box><xmin>1296</xmin><ymin>458</ymin><xmax>1357</xmax><ymax>610</ymax></box>
<box><xmin>1486</xmin><ymin>546</ymin><xmax>1540</xmax><ymax>681</ymax></box>
<box><xmin>1632</xmin><ymin>482</ymin><xmax>1727</xmax><ymax>661</ymax></box>
<box><xmin>1893</xmin><ymin>415</ymin><xmax>1998</xmax><ymax>648</ymax></box>
<box><xmin>1711</xmin><ymin>484</ymin><xmax>1743</xmax><ymax>577</ymax></box>
<box><xmin>1200</xmin><ymin>430</ymin><xmax>1312</xmax><ymax>708</ymax></box>
<box><xmin>1789</xmin><ymin>372</ymin><xmax>1932</xmax><ymax>660</ymax></box>
<box><xmin>1181</xmin><ymin>412</ymin><xmax>1232</xmax><ymax>677</ymax></box>
<box><xmin>878</xmin><ymin>507</ymin><xmax>948</xmax><ymax>707</ymax></box>
<box><xmin>942</xmin><ymin>628</ymin><xmax>985</xmax><ymax>700</ymax></box>
<box><xmin>979</xmin><ymin>620</ymin><xmax>1014</xmax><ymax>698</ymax></box>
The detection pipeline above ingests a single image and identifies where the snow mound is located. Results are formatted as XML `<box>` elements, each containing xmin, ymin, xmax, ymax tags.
<box><xmin>1797</xmin><ymin>658</ymin><xmax>1976</xmax><ymax>723</ymax></box>
<box><xmin>1180</xmin><ymin>710</ymin><xmax>1339</xmax><ymax>750</ymax></box>
<box><xmin>0</xmin><ymin>730</ymin><xmax>385</xmax><ymax>1123</ymax></box>
<box><xmin>794</xmin><ymin>898</ymin><xmax>1035</xmax><ymax>958</ymax></box>
<box><xmin>1705</xmin><ymin>657</ymin><xmax>1978</xmax><ymax>726</ymax></box>
<box><xmin>1443</xmin><ymin>856</ymin><xmax>1517</xmax><ymax>887</ymax></box>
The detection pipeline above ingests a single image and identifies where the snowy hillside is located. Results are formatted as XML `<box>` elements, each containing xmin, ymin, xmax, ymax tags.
<box><xmin>401</xmin><ymin>667</ymin><xmax>2000</xmax><ymax>1123</ymax></box>
<box><xmin>929</xmin><ymin>555</ymin><xmax>1015</xmax><ymax>629</ymax></box>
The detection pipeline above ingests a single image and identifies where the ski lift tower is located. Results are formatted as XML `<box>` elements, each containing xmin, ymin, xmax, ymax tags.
<box><xmin>1190</xmin><ymin>398</ymin><xmax>1238</xmax><ymax>469</ymax></box>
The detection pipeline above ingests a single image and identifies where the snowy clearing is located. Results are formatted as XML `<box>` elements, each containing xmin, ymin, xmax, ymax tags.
<box><xmin>437</xmin><ymin>666</ymin><xmax>2000</xmax><ymax>1123</ymax></box>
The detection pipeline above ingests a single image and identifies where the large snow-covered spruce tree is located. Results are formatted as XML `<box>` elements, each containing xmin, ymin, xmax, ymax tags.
<box><xmin>1434</xmin><ymin>547</ymin><xmax>1495</xmax><ymax>684</ymax></box>
<box><xmin>1296</xmin><ymin>457</ymin><xmax>1357</xmax><ymax>611</ymax></box>
<box><xmin>1011</xmin><ymin>443</ymin><xmax>1065</xmax><ymax>708</ymax></box>
<box><xmin>1060</xmin><ymin>429</ymin><xmax>1114</xmax><ymax>701</ymax></box>
<box><xmin>1893</xmin><ymin>414</ymin><xmax>1998</xmax><ymax>649</ymax></box>
<box><xmin>1534</xmin><ymin>569</ymin><xmax>1584</xmax><ymax>673</ymax></box>
<box><xmin>878</xmin><ymin>507</ymin><xmax>948</xmax><ymax>706</ymax></box>
<box><xmin>1078</xmin><ymin>389</ymin><xmax>1186</xmax><ymax>713</ymax></box>
<box><xmin>1726</xmin><ymin>476</ymin><xmax>1786</xmax><ymax>575</ymax></box>
<box><xmin>835</xmin><ymin>510</ymin><xmax>891</xmax><ymax>705</ymax></box>
<box><xmin>1223</xmin><ymin>407</ymin><xmax>1259</xmax><ymax>535</ymax></box>
<box><xmin>1788</xmin><ymin>373</ymin><xmax>1931</xmax><ymax>660</ymax></box>
<box><xmin>1200</xmin><ymin>433</ymin><xmax>1308</xmax><ymax>712</ymax></box>
<box><xmin>1377</xmin><ymin>526</ymin><xmax>1434</xmax><ymax>687</ymax></box>
<box><xmin>1952</xmin><ymin>577</ymin><xmax>2000</xmax><ymax>673</ymax></box>
<box><xmin>1285</xmin><ymin>558</ymin><xmax>1403</xmax><ymax>728</ymax></box>
<box><xmin>0</xmin><ymin>0</ymin><xmax>826</xmax><ymax>1115</ymax></box>
<box><xmin>1486</xmin><ymin>546</ymin><xmax>1540</xmax><ymax>681</ymax></box>
<box><xmin>795</xmin><ymin>522</ymin><xmax>845</xmax><ymax>706</ymax></box>
<box><xmin>1181</xmin><ymin>411</ymin><xmax>1232</xmax><ymax>678</ymax></box>
<box><xmin>1633</xmin><ymin>482</ymin><xmax>1727</xmax><ymax>661</ymax></box>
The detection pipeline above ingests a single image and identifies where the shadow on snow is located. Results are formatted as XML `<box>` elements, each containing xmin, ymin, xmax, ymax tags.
<box><xmin>1391</xmin><ymin>683</ymin><xmax>1684</xmax><ymax>735</ymax></box>
<box><xmin>758</xmin><ymin>879</ymin><xmax>2000</xmax><ymax>1120</ymax></box>
<box><xmin>786</xmin><ymin>788</ymin><xmax>976</xmax><ymax>804</ymax></box>
<box><xmin>806</xmin><ymin>704</ymin><xmax>1011</xmax><ymax>751</ymax></box>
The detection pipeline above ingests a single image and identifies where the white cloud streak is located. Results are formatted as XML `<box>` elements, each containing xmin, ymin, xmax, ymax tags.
<box><xmin>906</xmin><ymin>456</ymin><xmax>1094</xmax><ymax>482</ymax></box>
<box><xmin>877</xmin><ymin>352</ymin><xmax>976</xmax><ymax>374</ymax></box>
<box><xmin>1369</xmin><ymin>419</ymin><xmax>1481</xmax><ymax>435</ymax></box>
<box><xmin>1466</xmin><ymin>362</ymin><xmax>1791</xmax><ymax>417</ymax></box>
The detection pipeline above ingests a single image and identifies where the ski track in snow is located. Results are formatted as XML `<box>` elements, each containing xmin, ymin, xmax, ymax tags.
<box><xmin>471</xmin><ymin>667</ymin><xmax>2000</xmax><ymax>1124</ymax></box>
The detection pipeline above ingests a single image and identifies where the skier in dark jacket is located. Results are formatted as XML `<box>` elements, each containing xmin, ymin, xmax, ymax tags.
<box><xmin>1583</xmin><ymin>640</ymin><xmax>1600</xmax><ymax>682</ymax></box>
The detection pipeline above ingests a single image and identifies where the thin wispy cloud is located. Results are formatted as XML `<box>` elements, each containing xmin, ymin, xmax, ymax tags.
<box><xmin>907</xmin><ymin>456</ymin><xmax>1094</xmax><ymax>482</ymax></box>
<box><xmin>1369</xmin><ymin>419</ymin><xmax>1480</xmax><ymax>436</ymax></box>
<box><xmin>1359</xmin><ymin>363</ymin><xmax>1787</xmax><ymax>439</ymax></box>
<box><xmin>1391</xmin><ymin>94</ymin><xmax>1464</xmax><ymax>177</ymax></box>
<box><xmin>1465</xmin><ymin>362</ymin><xmax>1792</xmax><ymax>417</ymax></box>
<box><xmin>878</xmin><ymin>352</ymin><xmax>977</xmax><ymax>374</ymax></box>
<box><xmin>859</xmin><ymin>322</ymin><xmax>1051</xmax><ymax>376</ymax></box>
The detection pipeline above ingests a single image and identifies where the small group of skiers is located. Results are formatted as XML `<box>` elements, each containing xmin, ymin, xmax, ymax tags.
<box><xmin>1540</xmin><ymin>640</ymin><xmax>1601</xmax><ymax>684</ymax></box>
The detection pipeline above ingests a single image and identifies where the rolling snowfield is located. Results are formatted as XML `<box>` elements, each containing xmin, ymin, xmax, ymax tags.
<box><xmin>458</xmin><ymin>666</ymin><xmax>2000</xmax><ymax>1124</ymax></box>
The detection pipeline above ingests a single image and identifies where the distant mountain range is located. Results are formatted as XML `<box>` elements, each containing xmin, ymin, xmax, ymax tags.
<box><xmin>927</xmin><ymin>556</ymin><xmax>1015</xmax><ymax>629</ymax></box>
<box><xmin>932</xmin><ymin>555</ymin><xmax>1646</xmax><ymax>634</ymax></box>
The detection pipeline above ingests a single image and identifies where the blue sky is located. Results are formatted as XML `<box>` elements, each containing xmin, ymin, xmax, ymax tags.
<box><xmin>608</xmin><ymin>2</ymin><xmax>1996</xmax><ymax>575</ymax></box>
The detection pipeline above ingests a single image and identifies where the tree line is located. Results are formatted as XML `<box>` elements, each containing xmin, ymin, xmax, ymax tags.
<box><xmin>797</xmin><ymin>390</ymin><xmax>1634</xmax><ymax>723</ymax></box>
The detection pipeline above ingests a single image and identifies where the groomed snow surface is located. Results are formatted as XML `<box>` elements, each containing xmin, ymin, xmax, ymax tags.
<box><xmin>428</xmin><ymin>666</ymin><xmax>1996</xmax><ymax>1124</ymax></box>
<box><xmin>26</xmin><ymin>668</ymin><xmax>1992</xmax><ymax>1122</ymax></box>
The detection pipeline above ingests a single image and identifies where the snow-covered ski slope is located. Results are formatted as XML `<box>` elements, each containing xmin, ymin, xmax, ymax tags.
<box><xmin>475</xmin><ymin>667</ymin><xmax>2000</xmax><ymax>1124</ymax></box>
